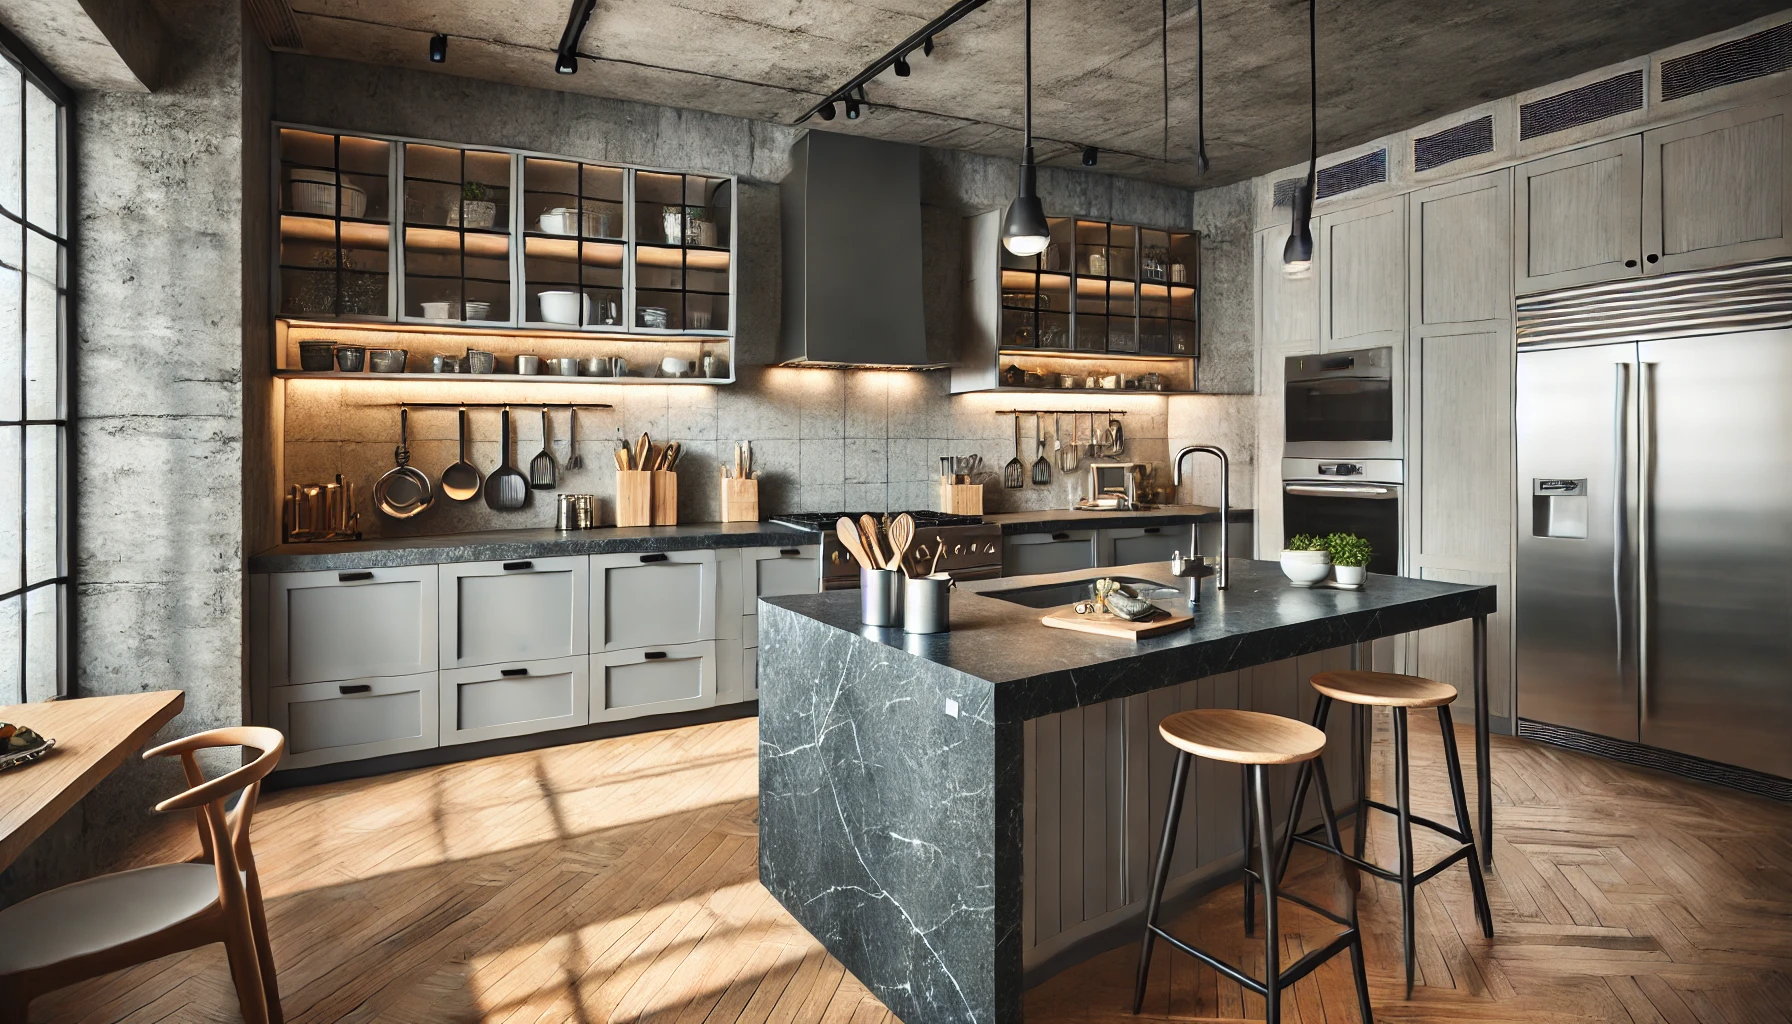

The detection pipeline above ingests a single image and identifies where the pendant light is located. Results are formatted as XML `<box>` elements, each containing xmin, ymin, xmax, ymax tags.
<box><xmin>1002</xmin><ymin>0</ymin><xmax>1050</xmax><ymax>257</ymax></box>
<box><xmin>1282</xmin><ymin>0</ymin><xmax>1317</xmax><ymax>272</ymax></box>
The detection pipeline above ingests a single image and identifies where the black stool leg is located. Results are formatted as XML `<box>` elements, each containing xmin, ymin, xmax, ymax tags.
<box><xmin>1132</xmin><ymin>750</ymin><xmax>1191</xmax><ymax>1014</ymax></box>
<box><xmin>1275</xmin><ymin>695</ymin><xmax>1333</xmax><ymax>886</ymax></box>
<box><xmin>1439</xmin><ymin>704</ymin><xmax>1495</xmax><ymax>938</ymax></box>
<box><xmin>1393</xmin><ymin>707</ymin><xmax>1416</xmax><ymax>997</ymax></box>
<box><xmin>1241</xmin><ymin>769</ymin><xmax>1256</xmax><ymax>935</ymax></box>
<box><xmin>1311</xmin><ymin>758</ymin><xmax>1374</xmax><ymax>1024</ymax></box>
<box><xmin>1353</xmin><ymin>703</ymin><xmax>1371</xmax><ymax>864</ymax></box>
<box><xmin>1250</xmin><ymin>764</ymin><xmax>1283</xmax><ymax>1024</ymax></box>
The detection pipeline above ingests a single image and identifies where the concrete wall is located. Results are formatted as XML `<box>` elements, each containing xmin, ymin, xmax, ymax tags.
<box><xmin>270</xmin><ymin>56</ymin><xmax>1259</xmax><ymax>533</ymax></box>
<box><xmin>1</xmin><ymin>0</ymin><xmax>264</xmax><ymax>903</ymax></box>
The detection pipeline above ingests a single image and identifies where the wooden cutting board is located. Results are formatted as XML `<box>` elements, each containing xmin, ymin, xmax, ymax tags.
<box><xmin>1041</xmin><ymin>603</ymin><xmax>1193</xmax><ymax>640</ymax></box>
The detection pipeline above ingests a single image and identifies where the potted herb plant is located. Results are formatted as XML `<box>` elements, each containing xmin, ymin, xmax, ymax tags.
<box><xmin>454</xmin><ymin>180</ymin><xmax>497</xmax><ymax>230</ymax></box>
<box><xmin>1279</xmin><ymin>533</ymin><xmax>1332</xmax><ymax>587</ymax></box>
<box><xmin>1325</xmin><ymin>533</ymin><xmax>1373</xmax><ymax>587</ymax></box>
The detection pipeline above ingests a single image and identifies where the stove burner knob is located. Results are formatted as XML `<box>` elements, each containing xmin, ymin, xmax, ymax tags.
<box><xmin>830</xmin><ymin>551</ymin><xmax>843</xmax><ymax>564</ymax></box>
<box><xmin>985</xmin><ymin>543</ymin><xmax>997</xmax><ymax>554</ymax></box>
<box><xmin>953</xmin><ymin>544</ymin><xmax>964</xmax><ymax>555</ymax></box>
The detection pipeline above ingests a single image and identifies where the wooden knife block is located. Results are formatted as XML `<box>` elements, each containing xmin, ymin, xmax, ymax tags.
<box><xmin>652</xmin><ymin>470</ymin><xmax>679</xmax><ymax>525</ymax></box>
<box><xmin>721</xmin><ymin>477</ymin><xmax>759</xmax><ymax>522</ymax></box>
<box><xmin>938</xmin><ymin>478</ymin><xmax>984</xmax><ymax>515</ymax></box>
<box><xmin>617</xmin><ymin>470</ymin><xmax>653</xmax><ymax>527</ymax></box>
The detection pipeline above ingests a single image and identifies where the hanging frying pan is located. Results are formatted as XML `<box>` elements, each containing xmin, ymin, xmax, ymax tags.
<box><xmin>374</xmin><ymin>407</ymin><xmax>433</xmax><ymax>519</ymax></box>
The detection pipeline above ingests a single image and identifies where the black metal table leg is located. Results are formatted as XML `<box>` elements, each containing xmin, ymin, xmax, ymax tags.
<box><xmin>1473</xmin><ymin>612</ymin><xmax>1492</xmax><ymax>870</ymax></box>
<box><xmin>1250</xmin><ymin>764</ymin><xmax>1282</xmax><ymax>1024</ymax></box>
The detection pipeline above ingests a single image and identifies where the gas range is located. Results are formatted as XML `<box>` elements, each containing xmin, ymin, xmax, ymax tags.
<box><xmin>769</xmin><ymin>511</ymin><xmax>1004</xmax><ymax>589</ymax></box>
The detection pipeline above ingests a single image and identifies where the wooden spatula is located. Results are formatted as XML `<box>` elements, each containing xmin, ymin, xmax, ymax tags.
<box><xmin>858</xmin><ymin>514</ymin><xmax>886</xmax><ymax>569</ymax></box>
<box><xmin>835</xmin><ymin>516</ymin><xmax>874</xmax><ymax>569</ymax></box>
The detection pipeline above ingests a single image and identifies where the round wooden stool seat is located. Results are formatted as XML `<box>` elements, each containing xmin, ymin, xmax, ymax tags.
<box><xmin>1310</xmin><ymin>669</ymin><xmax>1457</xmax><ymax>708</ymax></box>
<box><xmin>1158</xmin><ymin>709</ymin><xmax>1325</xmax><ymax>765</ymax></box>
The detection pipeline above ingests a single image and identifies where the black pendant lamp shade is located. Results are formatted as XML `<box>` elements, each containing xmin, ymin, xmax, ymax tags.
<box><xmin>1003</xmin><ymin>0</ymin><xmax>1051</xmax><ymax>257</ymax></box>
<box><xmin>1283</xmin><ymin>0</ymin><xmax>1317</xmax><ymax>271</ymax></box>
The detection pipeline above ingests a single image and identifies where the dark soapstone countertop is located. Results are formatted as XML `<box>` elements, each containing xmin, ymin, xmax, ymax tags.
<box><xmin>247</xmin><ymin>505</ymin><xmax>1252</xmax><ymax>573</ymax></box>
<box><xmin>761</xmin><ymin>559</ymin><xmax>1495</xmax><ymax>722</ymax></box>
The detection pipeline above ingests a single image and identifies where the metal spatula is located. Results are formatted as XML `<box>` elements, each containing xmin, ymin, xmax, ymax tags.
<box><xmin>1004</xmin><ymin>415</ymin><xmax>1024</xmax><ymax>489</ymax></box>
<box><xmin>530</xmin><ymin>407</ymin><xmax>557</xmax><ymax>489</ymax></box>
<box><xmin>1031</xmin><ymin>413</ymin><xmax>1051</xmax><ymax>485</ymax></box>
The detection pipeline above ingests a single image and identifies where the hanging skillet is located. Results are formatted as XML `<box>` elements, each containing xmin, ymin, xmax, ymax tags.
<box><xmin>374</xmin><ymin>407</ymin><xmax>433</xmax><ymax>519</ymax></box>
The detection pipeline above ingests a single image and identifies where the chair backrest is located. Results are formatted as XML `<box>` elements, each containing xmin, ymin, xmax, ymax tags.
<box><xmin>143</xmin><ymin>726</ymin><xmax>285</xmax><ymax>867</ymax></box>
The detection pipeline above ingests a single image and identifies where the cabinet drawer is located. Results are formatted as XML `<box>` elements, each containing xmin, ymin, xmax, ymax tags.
<box><xmin>1101</xmin><ymin>526</ymin><xmax>1187</xmax><ymax>567</ymax></box>
<box><xmin>270</xmin><ymin>565</ymin><xmax>437</xmax><ymax>686</ymax></box>
<box><xmin>742</xmin><ymin>613</ymin><xmax>758</xmax><ymax>649</ymax></box>
<box><xmin>270</xmin><ymin>672</ymin><xmax>438</xmax><ymax>770</ymax></box>
<box><xmin>743</xmin><ymin>645</ymin><xmax>758</xmax><ymax>702</ymax></box>
<box><xmin>591</xmin><ymin>641</ymin><xmax>716</xmax><ymax>722</ymax></box>
<box><xmin>742</xmin><ymin>545</ymin><xmax>820</xmax><ymax>614</ymax></box>
<box><xmin>1004</xmin><ymin>531</ymin><xmax>1099</xmax><ymax>577</ymax></box>
<box><xmin>440</xmin><ymin>655</ymin><xmax>588</xmax><ymax>745</ymax></box>
<box><xmin>591</xmin><ymin>550</ymin><xmax>717</xmax><ymax>651</ymax></box>
<box><xmin>439</xmin><ymin>556</ymin><xmax>589</xmax><ymax>669</ymax></box>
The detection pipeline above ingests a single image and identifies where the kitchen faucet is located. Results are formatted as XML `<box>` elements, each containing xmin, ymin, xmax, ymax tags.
<box><xmin>1172</xmin><ymin>445</ymin><xmax>1229</xmax><ymax>591</ymax></box>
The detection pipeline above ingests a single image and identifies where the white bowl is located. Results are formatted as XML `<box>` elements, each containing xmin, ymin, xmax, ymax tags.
<box><xmin>420</xmin><ymin>300</ymin><xmax>457</xmax><ymax>320</ymax></box>
<box><xmin>1279</xmin><ymin>549</ymin><xmax>1332</xmax><ymax>587</ymax></box>
<box><xmin>538</xmin><ymin>209</ymin><xmax>577</xmax><ymax>236</ymax></box>
<box><xmin>539</xmin><ymin>290</ymin><xmax>587</xmax><ymax>325</ymax></box>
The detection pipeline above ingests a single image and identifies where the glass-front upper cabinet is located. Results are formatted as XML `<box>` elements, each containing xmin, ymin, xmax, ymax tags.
<box><xmin>277</xmin><ymin>129</ymin><xmax>392</xmax><ymax>319</ymax></box>
<box><xmin>631</xmin><ymin>172</ymin><xmax>733</xmax><ymax>333</ymax></box>
<box><xmin>401</xmin><ymin>143</ymin><xmax>513</xmax><ymax>324</ymax></box>
<box><xmin>521</xmin><ymin>158</ymin><xmax>626</xmax><ymax>329</ymax></box>
<box><xmin>1075</xmin><ymin>220</ymin><xmax>1139</xmax><ymax>353</ymax></box>
<box><xmin>1138</xmin><ymin>229</ymin><xmax>1199</xmax><ymax>355</ymax></box>
<box><xmin>998</xmin><ymin>218</ymin><xmax>1072</xmax><ymax>350</ymax></box>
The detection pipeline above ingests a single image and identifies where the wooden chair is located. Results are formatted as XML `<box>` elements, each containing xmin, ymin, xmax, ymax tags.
<box><xmin>0</xmin><ymin>726</ymin><xmax>286</xmax><ymax>1024</ymax></box>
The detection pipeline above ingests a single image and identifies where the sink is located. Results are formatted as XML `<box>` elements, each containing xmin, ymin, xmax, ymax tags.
<box><xmin>981</xmin><ymin>576</ymin><xmax>1185</xmax><ymax>609</ymax></box>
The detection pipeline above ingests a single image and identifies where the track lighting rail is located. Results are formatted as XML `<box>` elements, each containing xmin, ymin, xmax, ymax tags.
<box><xmin>794</xmin><ymin>0</ymin><xmax>990</xmax><ymax>123</ymax></box>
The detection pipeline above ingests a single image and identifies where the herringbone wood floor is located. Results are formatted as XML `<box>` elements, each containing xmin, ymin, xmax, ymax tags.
<box><xmin>29</xmin><ymin>712</ymin><xmax>1792</xmax><ymax>1023</ymax></box>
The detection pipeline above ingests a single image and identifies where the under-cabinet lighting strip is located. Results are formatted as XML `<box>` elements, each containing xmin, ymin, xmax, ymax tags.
<box><xmin>349</xmin><ymin>401</ymin><xmax>614</xmax><ymax>410</ymax></box>
<box><xmin>987</xmin><ymin>408</ymin><xmax>1129</xmax><ymax>416</ymax></box>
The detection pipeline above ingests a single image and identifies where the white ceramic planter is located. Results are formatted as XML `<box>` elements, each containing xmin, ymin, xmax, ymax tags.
<box><xmin>1332</xmin><ymin>565</ymin><xmax>1366</xmax><ymax>587</ymax></box>
<box><xmin>1279</xmin><ymin>549</ymin><xmax>1332</xmax><ymax>587</ymax></box>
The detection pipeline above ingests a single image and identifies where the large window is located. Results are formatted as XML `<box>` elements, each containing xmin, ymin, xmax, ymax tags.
<box><xmin>0</xmin><ymin>33</ymin><xmax>69</xmax><ymax>704</ymax></box>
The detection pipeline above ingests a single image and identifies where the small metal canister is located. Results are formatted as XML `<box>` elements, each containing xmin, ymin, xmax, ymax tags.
<box><xmin>575</xmin><ymin>494</ymin><xmax>597</xmax><ymax>528</ymax></box>
<box><xmin>556</xmin><ymin>494</ymin><xmax>580</xmax><ymax>530</ymax></box>
<box><xmin>860</xmin><ymin>567</ymin><xmax>904</xmax><ymax>627</ymax></box>
<box><xmin>903</xmin><ymin>574</ymin><xmax>952</xmax><ymax>634</ymax></box>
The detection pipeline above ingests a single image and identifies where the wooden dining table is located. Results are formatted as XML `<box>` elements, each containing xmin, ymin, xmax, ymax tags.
<box><xmin>0</xmin><ymin>690</ymin><xmax>186</xmax><ymax>873</ymax></box>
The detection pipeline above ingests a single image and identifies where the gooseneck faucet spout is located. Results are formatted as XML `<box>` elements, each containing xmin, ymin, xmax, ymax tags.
<box><xmin>1172</xmin><ymin>445</ymin><xmax>1229</xmax><ymax>590</ymax></box>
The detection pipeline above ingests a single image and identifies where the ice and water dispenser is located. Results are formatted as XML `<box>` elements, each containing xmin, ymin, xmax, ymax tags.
<box><xmin>1532</xmin><ymin>478</ymin><xmax>1588</xmax><ymax>538</ymax></box>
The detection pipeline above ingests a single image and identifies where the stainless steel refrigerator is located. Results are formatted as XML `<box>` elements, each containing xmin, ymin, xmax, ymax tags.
<box><xmin>1516</xmin><ymin>262</ymin><xmax>1792</xmax><ymax>781</ymax></box>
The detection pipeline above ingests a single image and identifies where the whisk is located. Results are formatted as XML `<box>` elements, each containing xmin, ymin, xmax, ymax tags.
<box><xmin>565</xmin><ymin>407</ymin><xmax>584</xmax><ymax>470</ymax></box>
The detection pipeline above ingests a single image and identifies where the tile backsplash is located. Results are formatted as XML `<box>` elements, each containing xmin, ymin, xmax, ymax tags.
<box><xmin>281</xmin><ymin>370</ymin><xmax>1256</xmax><ymax>539</ymax></box>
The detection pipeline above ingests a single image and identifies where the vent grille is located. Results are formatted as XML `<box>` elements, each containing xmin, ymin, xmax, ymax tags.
<box><xmin>245</xmin><ymin>0</ymin><xmax>306</xmax><ymax>50</ymax></box>
<box><xmin>1516</xmin><ymin>258</ymin><xmax>1792</xmax><ymax>338</ymax></box>
<box><xmin>1271</xmin><ymin>177</ymin><xmax>1304</xmax><ymax>209</ymax></box>
<box><xmin>1317</xmin><ymin>149</ymin><xmax>1387</xmax><ymax>199</ymax></box>
<box><xmin>1519</xmin><ymin>70</ymin><xmax>1645</xmax><ymax>140</ymax></box>
<box><xmin>1661</xmin><ymin>21</ymin><xmax>1792</xmax><ymax>101</ymax></box>
<box><xmin>1414</xmin><ymin>116</ymin><xmax>1495</xmax><ymax>171</ymax></box>
<box><xmin>1518</xmin><ymin>720</ymin><xmax>1792</xmax><ymax>802</ymax></box>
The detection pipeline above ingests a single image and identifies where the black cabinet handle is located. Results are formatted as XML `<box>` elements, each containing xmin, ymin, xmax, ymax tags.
<box><xmin>1144</xmin><ymin>527</ymin><xmax>1160</xmax><ymax>534</ymax></box>
<box><xmin>1052</xmin><ymin>532</ymin><xmax>1070</xmax><ymax>541</ymax></box>
<box><xmin>338</xmin><ymin>571</ymin><xmax>373</xmax><ymax>583</ymax></box>
<box><xmin>500</xmin><ymin>667</ymin><xmax>529</xmax><ymax>676</ymax></box>
<box><xmin>502</xmin><ymin>560</ymin><xmax>534</xmax><ymax>571</ymax></box>
<box><xmin>339</xmin><ymin>683</ymin><xmax>372</xmax><ymax>695</ymax></box>
<box><xmin>640</xmin><ymin>553</ymin><xmax>669</xmax><ymax>563</ymax></box>
<box><xmin>1624</xmin><ymin>259</ymin><xmax>1638</xmax><ymax>268</ymax></box>
<box><xmin>644</xmin><ymin>651</ymin><xmax>668</xmax><ymax>660</ymax></box>
<box><xmin>1646</xmin><ymin>253</ymin><xmax>1660</xmax><ymax>264</ymax></box>
<box><xmin>780</xmin><ymin>548</ymin><xmax>801</xmax><ymax>556</ymax></box>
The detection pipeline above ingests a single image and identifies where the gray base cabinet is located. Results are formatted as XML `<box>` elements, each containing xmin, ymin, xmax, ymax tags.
<box><xmin>1004</xmin><ymin>531</ymin><xmax>1098</xmax><ymax>577</ymax></box>
<box><xmin>439</xmin><ymin>556</ymin><xmax>589</xmax><ymax>669</ymax></box>
<box><xmin>591</xmin><ymin>550</ymin><xmax>717</xmax><ymax>651</ymax></box>
<box><xmin>269</xmin><ymin>565</ymin><xmax>437</xmax><ymax>686</ymax></box>
<box><xmin>592</xmin><ymin>641</ymin><xmax>717</xmax><ymax>722</ymax></box>
<box><xmin>270</xmin><ymin>671</ymin><xmax>440</xmax><ymax>770</ymax></box>
<box><xmin>440</xmin><ymin>655</ymin><xmax>590</xmax><ymax>745</ymax></box>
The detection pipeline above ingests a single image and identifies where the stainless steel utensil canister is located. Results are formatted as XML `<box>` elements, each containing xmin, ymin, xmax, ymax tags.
<box><xmin>860</xmin><ymin>567</ymin><xmax>904</xmax><ymax>627</ymax></box>
<box><xmin>902</xmin><ymin>575</ymin><xmax>951</xmax><ymax>634</ymax></box>
<box><xmin>556</xmin><ymin>494</ymin><xmax>581</xmax><ymax>530</ymax></box>
<box><xmin>575</xmin><ymin>493</ymin><xmax>597</xmax><ymax>528</ymax></box>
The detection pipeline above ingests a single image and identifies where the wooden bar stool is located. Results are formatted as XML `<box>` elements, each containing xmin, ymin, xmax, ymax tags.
<box><xmin>1133</xmin><ymin>709</ymin><xmax>1373</xmax><ymax>1024</ymax></box>
<box><xmin>1275</xmin><ymin>671</ymin><xmax>1494</xmax><ymax>997</ymax></box>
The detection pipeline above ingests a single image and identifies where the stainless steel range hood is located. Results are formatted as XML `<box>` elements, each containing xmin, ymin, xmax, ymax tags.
<box><xmin>779</xmin><ymin>132</ymin><xmax>938</xmax><ymax>368</ymax></box>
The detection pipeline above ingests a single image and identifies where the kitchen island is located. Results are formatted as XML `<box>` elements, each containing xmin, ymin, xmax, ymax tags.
<box><xmin>757</xmin><ymin>559</ymin><xmax>1494</xmax><ymax>1024</ymax></box>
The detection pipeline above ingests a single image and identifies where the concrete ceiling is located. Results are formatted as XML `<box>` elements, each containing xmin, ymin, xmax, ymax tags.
<box><xmin>279</xmin><ymin>0</ymin><xmax>1789</xmax><ymax>188</ymax></box>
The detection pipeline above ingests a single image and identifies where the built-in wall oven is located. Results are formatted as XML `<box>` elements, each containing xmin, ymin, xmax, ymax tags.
<box><xmin>1284</xmin><ymin>347</ymin><xmax>1402</xmax><ymax>460</ymax></box>
<box><xmin>1281</xmin><ymin>458</ymin><xmax>1402</xmax><ymax>576</ymax></box>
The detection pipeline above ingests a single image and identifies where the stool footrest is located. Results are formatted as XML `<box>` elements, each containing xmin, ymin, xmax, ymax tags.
<box><xmin>1275</xmin><ymin>888</ymin><xmax>1354</xmax><ymax>929</ymax></box>
<box><xmin>1147</xmin><ymin>925</ymin><xmax>1263</xmax><ymax>995</ymax></box>
<box><xmin>1412</xmin><ymin>841</ymin><xmax>1478</xmax><ymax>886</ymax></box>
<box><xmin>1364</xmin><ymin>800</ymin><xmax>1473</xmax><ymax>844</ymax></box>
<box><xmin>1291</xmin><ymin>830</ymin><xmax>1475</xmax><ymax>888</ymax></box>
<box><xmin>1147</xmin><ymin>923</ymin><xmax>1359</xmax><ymax>994</ymax></box>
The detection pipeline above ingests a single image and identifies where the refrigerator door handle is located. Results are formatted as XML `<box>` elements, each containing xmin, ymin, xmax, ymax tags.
<box><xmin>1612</xmin><ymin>361</ymin><xmax>1629</xmax><ymax>697</ymax></box>
<box><xmin>1638</xmin><ymin>361</ymin><xmax>1654</xmax><ymax>723</ymax></box>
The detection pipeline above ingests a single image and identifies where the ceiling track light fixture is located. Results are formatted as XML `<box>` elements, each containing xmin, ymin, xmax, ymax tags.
<box><xmin>794</xmin><ymin>0</ymin><xmax>988</xmax><ymax>125</ymax></box>
<box><xmin>1001</xmin><ymin>0</ymin><xmax>1050</xmax><ymax>258</ymax></box>
<box><xmin>1082</xmin><ymin>146</ymin><xmax>1099</xmax><ymax>167</ymax></box>
<box><xmin>1195</xmin><ymin>0</ymin><xmax>1208</xmax><ymax>172</ymax></box>
<box><xmin>429</xmin><ymin>32</ymin><xmax>448</xmax><ymax>63</ymax></box>
<box><xmin>1283</xmin><ymin>0</ymin><xmax>1317</xmax><ymax>273</ymax></box>
<box><xmin>555</xmin><ymin>0</ymin><xmax>597</xmax><ymax>75</ymax></box>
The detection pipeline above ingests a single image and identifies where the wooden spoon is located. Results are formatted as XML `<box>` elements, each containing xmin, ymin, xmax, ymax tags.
<box><xmin>835</xmin><ymin>516</ymin><xmax>874</xmax><ymax>569</ymax></box>
<box><xmin>858</xmin><ymin>514</ymin><xmax>886</xmax><ymax>569</ymax></box>
<box><xmin>887</xmin><ymin>513</ymin><xmax>915</xmax><ymax>576</ymax></box>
